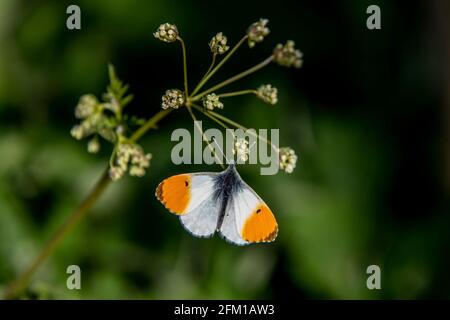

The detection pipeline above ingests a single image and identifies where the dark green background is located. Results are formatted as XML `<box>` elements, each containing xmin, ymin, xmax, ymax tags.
<box><xmin>0</xmin><ymin>0</ymin><xmax>449</xmax><ymax>299</ymax></box>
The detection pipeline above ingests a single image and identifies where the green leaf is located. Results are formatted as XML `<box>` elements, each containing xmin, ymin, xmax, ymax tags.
<box><xmin>106</xmin><ymin>64</ymin><xmax>133</xmax><ymax>111</ymax></box>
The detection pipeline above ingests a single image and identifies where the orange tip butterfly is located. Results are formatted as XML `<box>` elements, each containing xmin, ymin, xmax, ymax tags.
<box><xmin>155</xmin><ymin>163</ymin><xmax>278</xmax><ymax>245</ymax></box>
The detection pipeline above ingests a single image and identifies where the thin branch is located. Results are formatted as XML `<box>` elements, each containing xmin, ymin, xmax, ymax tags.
<box><xmin>217</xmin><ymin>89</ymin><xmax>257</xmax><ymax>99</ymax></box>
<box><xmin>130</xmin><ymin>109</ymin><xmax>172</xmax><ymax>142</ymax></box>
<box><xmin>186</xmin><ymin>105</ymin><xmax>225</xmax><ymax>168</ymax></box>
<box><xmin>191</xmin><ymin>103</ymin><xmax>231</xmax><ymax>130</ymax></box>
<box><xmin>3</xmin><ymin>168</ymin><xmax>110</xmax><ymax>300</ymax></box>
<box><xmin>190</xmin><ymin>35</ymin><xmax>248</xmax><ymax>97</ymax></box>
<box><xmin>206</xmin><ymin>109</ymin><xmax>279</xmax><ymax>152</ymax></box>
<box><xmin>196</xmin><ymin>53</ymin><xmax>217</xmax><ymax>90</ymax></box>
<box><xmin>178</xmin><ymin>37</ymin><xmax>189</xmax><ymax>97</ymax></box>
<box><xmin>192</xmin><ymin>55</ymin><xmax>273</xmax><ymax>101</ymax></box>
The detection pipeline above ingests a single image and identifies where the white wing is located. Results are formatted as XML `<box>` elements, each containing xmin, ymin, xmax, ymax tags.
<box><xmin>219</xmin><ymin>184</ymin><xmax>278</xmax><ymax>245</ymax></box>
<box><xmin>179</xmin><ymin>173</ymin><xmax>220</xmax><ymax>238</ymax></box>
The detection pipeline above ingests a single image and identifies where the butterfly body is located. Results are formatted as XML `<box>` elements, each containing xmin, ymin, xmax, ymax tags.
<box><xmin>156</xmin><ymin>164</ymin><xmax>278</xmax><ymax>245</ymax></box>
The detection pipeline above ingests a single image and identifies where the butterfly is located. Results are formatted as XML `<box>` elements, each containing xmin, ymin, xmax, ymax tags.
<box><xmin>155</xmin><ymin>163</ymin><xmax>278</xmax><ymax>245</ymax></box>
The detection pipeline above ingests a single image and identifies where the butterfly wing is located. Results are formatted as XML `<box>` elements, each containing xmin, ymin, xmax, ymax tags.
<box><xmin>156</xmin><ymin>172</ymin><xmax>220</xmax><ymax>238</ymax></box>
<box><xmin>219</xmin><ymin>181</ymin><xmax>278</xmax><ymax>245</ymax></box>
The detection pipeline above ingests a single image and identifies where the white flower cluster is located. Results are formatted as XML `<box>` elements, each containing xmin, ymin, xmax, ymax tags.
<box><xmin>209</xmin><ymin>32</ymin><xmax>230</xmax><ymax>55</ymax></box>
<box><xmin>70</xmin><ymin>94</ymin><xmax>117</xmax><ymax>153</ymax></box>
<box><xmin>162</xmin><ymin>89</ymin><xmax>185</xmax><ymax>109</ymax></box>
<box><xmin>273</xmin><ymin>40</ymin><xmax>303</xmax><ymax>68</ymax></box>
<box><xmin>202</xmin><ymin>93</ymin><xmax>224</xmax><ymax>110</ymax></box>
<box><xmin>256</xmin><ymin>84</ymin><xmax>278</xmax><ymax>105</ymax></box>
<box><xmin>278</xmin><ymin>147</ymin><xmax>297</xmax><ymax>173</ymax></box>
<box><xmin>75</xmin><ymin>94</ymin><xmax>97</xmax><ymax>119</ymax></box>
<box><xmin>109</xmin><ymin>143</ymin><xmax>152</xmax><ymax>181</ymax></box>
<box><xmin>233</xmin><ymin>138</ymin><xmax>249</xmax><ymax>162</ymax></box>
<box><xmin>247</xmin><ymin>19</ymin><xmax>270</xmax><ymax>48</ymax></box>
<box><xmin>87</xmin><ymin>136</ymin><xmax>100</xmax><ymax>154</ymax></box>
<box><xmin>153</xmin><ymin>23</ymin><xmax>179</xmax><ymax>43</ymax></box>
<box><xmin>101</xmin><ymin>93</ymin><xmax>121</xmax><ymax>113</ymax></box>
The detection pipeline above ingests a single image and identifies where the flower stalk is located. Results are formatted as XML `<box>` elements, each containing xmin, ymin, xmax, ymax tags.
<box><xmin>178</xmin><ymin>37</ymin><xmax>189</xmax><ymax>97</ymax></box>
<box><xmin>191</xmin><ymin>55</ymin><xmax>274</xmax><ymax>101</ymax></box>
<box><xmin>217</xmin><ymin>89</ymin><xmax>257</xmax><ymax>98</ymax></box>
<box><xmin>190</xmin><ymin>35</ymin><xmax>248</xmax><ymax>97</ymax></box>
<box><xmin>186</xmin><ymin>105</ymin><xmax>225</xmax><ymax>168</ymax></box>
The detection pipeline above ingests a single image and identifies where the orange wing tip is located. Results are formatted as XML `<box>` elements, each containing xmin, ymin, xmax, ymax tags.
<box><xmin>246</xmin><ymin>225</ymin><xmax>279</xmax><ymax>243</ymax></box>
<box><xmin>155</xmin><ymin>174</ymin><xmax>191</xmax><ymax>215</ymax></box>
<box><xmin>241</xmin><ymin>204</ymin><xmax>279</xmax><ymax>243</ymax></box>
<box><xmin>263</xmin><ymin>226</ymin><xmax>279</xmax><ymax>242</ymax></box>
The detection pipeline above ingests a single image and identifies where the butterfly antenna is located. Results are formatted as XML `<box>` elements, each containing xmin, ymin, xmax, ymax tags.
<box><xmin>211</xmin><ymin>137</ymin><xmax>231</xmax><ymax>165</ymax></box>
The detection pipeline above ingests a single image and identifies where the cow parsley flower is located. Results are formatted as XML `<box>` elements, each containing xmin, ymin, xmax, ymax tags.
<box><xmin>247</xmin><ymin>19</ymin><xmax>270</xmax><ymax>48</ymax></box>
<box><xmin>162</xmin><ymin>89</ymin><xmax>185</xmax><ymax>109</ymax></box>
<box><xmin>256</xmin><ymin>84</ymin><xmax>278</xmax><ymax>105</ymax></box>
<box><xmin>154</xmin><ymin>23</ymin><xmax>179</xmax><ymax>43</ymax></box>
<box><xmin>87</xmin><ymin>136</ymin><xmax>100</xmax><ymax>154</ymax></box>
<box><xmin>202</xmin><ymin>93</ymin><xmax>224</xmax><ymax>110</ymax></box>
<box><xmin>109</xmin><ymin>143</ymin><xmax>152</xmax><ymax>181</ymax></box>
<box><xmin>209</xmin><ymin>32</ymin><xmax>230</xmax><ymax>55</ymax></box>
<box><xmin>233</xmin><ymin>138</ymin><xmax>250</xmax><ymax>162</ymax></box>
<box><xmin>75</xmin><ymin>94</ymin><xmax>98</xmax><ymax>119</ymax></box>
<box><xmin>279</xmin><ymin>147</ymin><xmax>298</xmax><ymax>173</ymax></box>
<box><xmin>273</xmin><ymin>40</ymin><xmax>303</xmax><ymax>68</ymax></box>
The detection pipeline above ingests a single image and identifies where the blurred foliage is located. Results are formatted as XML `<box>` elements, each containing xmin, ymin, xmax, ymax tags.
<box><xmin>0</xmin><ymin>0</ymin><xmax>449</xmax><ymax>299</ymax></box>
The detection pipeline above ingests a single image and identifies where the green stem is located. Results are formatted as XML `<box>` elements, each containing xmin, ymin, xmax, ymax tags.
<box><xmin>130</xmin><ymin>109</ymin><xmax>172</xmax><ymax>142</ymax></box>
<box><xmin>186</xmin><ymin>105</ymin><xmax>225</xmax><ymax>169</ymax></box>
<box><xmin>3</xmin><ymin>108</ymin><xmax>172</xmax><ymax>300</ymax></box>
<box><xmin>206</xmin><ymin>109</ymin><xmax>278</xmax><ymax>152</ymax></box>
<box><xmin>217</xmin><ymin>89</ymin><xmax>257</xmax><ymax>98</ymax></box>
<box><xmin>191</xmin><ymin>103</ymin><xmax>231</xmax><ymax>130</ymax></box>
<box><xmin>192</xmin><ymin>55</ymin><xmax>273</xmax><ymax>101</ymax></box>
<box><xmin>3</xmin><ymin>168</ymin><xmax>111</xmax><ymax>300</ymax></box>
<box><xmin>196</xmin><ymin>53</ymin><xmax>217</xmax><ymax>89</ymax></box>
<box><xmin>190</xmin><ymin>35</ymin><xmax>248</xmax><ymax>97</ymax></box>
<box><xmin>178</xmin><ymin>37</ymin><xmax>189</xmax><ymax>97</ymax></box>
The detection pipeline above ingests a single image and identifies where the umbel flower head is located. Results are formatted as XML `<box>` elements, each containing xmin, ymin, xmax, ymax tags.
<box><xmin>162</xmin><ymin>89</ymin><xmax>185</xmax><ymax>109</ymax></box>
<box><xmin>70</xmin><ymin>65</ymin><xmax>134</xmax><ymax>155</ymax></box>
<box><xmin>279</xmin><ymin>147</ymin><xmax>298</xmax><ymax>173</ymax></box>
<box><xmin>233</xmin><ymin>138</ymin><xmax>250</xmax><ymax>162</ymax></box>
<box><xmin>109</xmin><ymin>143</ymin><xmax>152</xmax><ymax>181</ymax></box>
<box><xmin>87</xmin><ymin>136</ymin><xmax>100</xmax><ymax>154</ymax></box>
<box><xmin>209</xmin><ymin>32</ymin><xmax>229</xmax><ymax>55</ymax></box>
<box><xmin>202</xmin><ymin>93</ymin><xmax>224</xmax><ymax>110</ymax></box>
<box><xmin>256</xmin><ymin>84</ymin><xmax>278</xmax><ymax>105</ymax></box>
<box><xmin>273</xmin><ymin>40</ymin><xmax>303</xmax><ymax>68</ymax></box>
<box><xmin>70</xmin><ymin>94</ymin><xmax>117</xmax><ymax>152</ymax></box>
<box><xmin>153</xmin><ymin>23</ymin><xmax>179</xmax><ymax>43</ymax></box>
<box><xmin>75</xmin><ymin>94</ymin><xmax>98</xmax><ymax>119</ymax></box>
<box><xmin>247</xmin><ymin>19</ymin><xmax>270</xmax><ymax>48</ymax></box>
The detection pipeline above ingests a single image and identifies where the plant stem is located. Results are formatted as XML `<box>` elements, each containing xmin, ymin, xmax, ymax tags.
<box><xmin>190</xmin><ymin>35</ymin><xmax>248</xmax><ymax>97</ymax></box>
<box><xmin>3</xmin><ymin>108</ymin><xmax>172</xmax><ymax>300</ymax></box>
<box><xmin>192</xmin><ymin>103</ymin><xmax>230</xmax><ymax>130</ymax></box>
<box><xmin>178</xmin><ymin>37</ymin><xmax>189</xmax><ymax>97</ymax></box>
<box><xmin>206</xmin><ymin>109</ymin><xmax>278</xmax><ymax>152</ymax></box>
<box><xmin>3</xmin><ymin>168</ymin><xmax>110</xmax><ymax>300</ymax></box>
<box><xmin>192</xmin><ymin>55</ymin><xmax>273</xmax><ymax>101</ymax></box>
<box><xmin>130</xmin><ymin>109</ymin><xmax>172</xmax><ymax>142</ymax></box>
<box><xmin>192</xmin><ymin>104</ymin><xmax>237</xmax><ymax>153</ymax></box>
<box><xmin>186</xmin><ymin>105</ymin><xmax>225</xmax><ymax>168</ymax></box>
<box><xmin>196</xmin><ymin>53</ymin><xmax>217</xmax><ymax>89</ymax></box>
<box><xmin>217</xmin><ymin>89</ymin><xmax>257</xmax><ymax>98</ymax></box>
